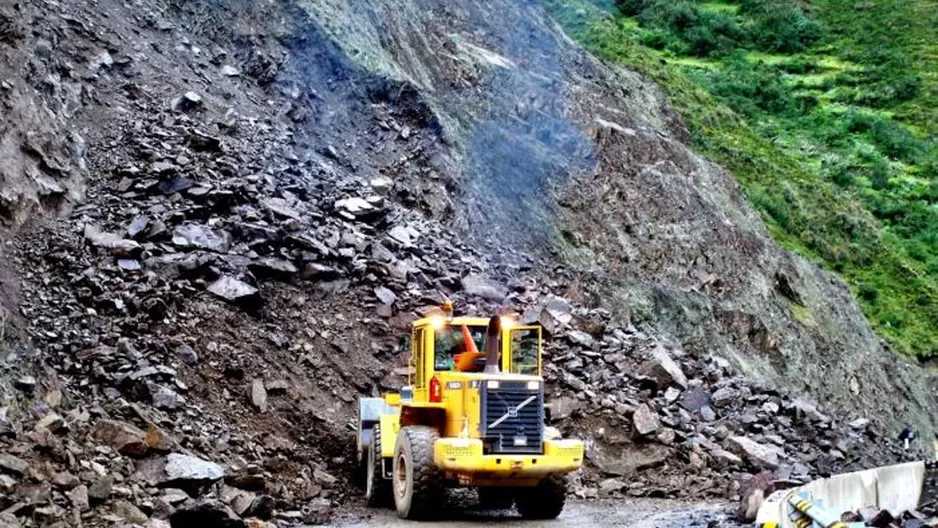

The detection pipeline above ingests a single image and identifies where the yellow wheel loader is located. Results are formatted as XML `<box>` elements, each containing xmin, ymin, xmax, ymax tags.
<box><xmin>356</xmin><ymin>301</ymin><xmax>585</xmax><ymax>520</ymax></box>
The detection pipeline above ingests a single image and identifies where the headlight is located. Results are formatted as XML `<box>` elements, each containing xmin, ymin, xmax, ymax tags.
<box><xmin>487</xmin><ymin>380</ymin><xmax>500</xmax><ymax>389</ymax></box>
<box><xmin>500</xmin><ymin>316</ymin><xmax>516</xmax><ymax>331</ymax></box>
<box><xmin>526</xmin><ymin>381</ymin><xmax>540</xmax><ymax>391</ymax></box>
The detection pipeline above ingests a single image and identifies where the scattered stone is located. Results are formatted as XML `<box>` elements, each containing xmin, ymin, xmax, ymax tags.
<box><xmin>0</xmin><ymin>455</ymin><xmax>28</xmax><ymax>476</ymax></box>
<box><xmin>251</xmin><ymin>379</ymin><xmax>268</xmax><ymax>412</ymax></box>
<box><xmin>566</xmin><ymin>330</ymin><xmax>595</xmax><ymax>348</ymax></box>
<box><xmin>172</xmin><ymin>224</ymin><xmax>231</xmax><ymax>252</ymax></box>
<box><xmin>13</xmin><ymin>376</ymin><xmax>36</xmax><ymax>392</ymax></box>
<box><xmin>460</xmin><ymin>274</ymin><xmax>507</xmax><ymax>301</ymax></box>
<box><xmin>94</xmin><ymin>419</ymin><xmax>148</xmax><ymax>457</ymax></box>
<box><xmin>177</xmin><ymin>344</ymin><xmax>199</xmax><ymax>365</ymax></box>
<box><xmin>113</xmin><ymin>499</ymin><xmax>149</xmax><ymax>524</ymax></box>
<box><xmin>727</xmin><ymin>436</ymin><xmax>781</xmax><ymax>470</ymax></box>
<box><xmin>84</xmin><ymin>224</ymin><xmax>141</xmax><ymax>256</ymax></box>
<box><xmin>640</xmin><ymin>345</ymin><xmax>688</xmax><ymax>389</ymax></box>
<box><xmin>207</xmin><ymin>276</ymin><xmax>260</xmax><ymax>304</ymax></box>
<box><xmin>88</xmin><ymin>476</ymin><xmax>114</xmax><ymax>503</ymax></box>
<box><xmin>67</xmin><ymin>485</ymin><xmax>90</xmax><ymax>512</ymax></box>
<box><xmin>632</xmin><ymin>404</ymin><xmax>660</xmax><ymax>437</ymax></box>
<box><xmin>169</xmin><ymin>499</ymin><xmax>245</xmax><ymax>528</ymax></box>
<box><xmin>173</xmin><ymin>91</ymin><xmax>203</xmax><ymax>112</ymax></box>
<box><xmin>374</xmin><ymin>286</ymin><xmax>397</xmax><ymax>306</ymax></box>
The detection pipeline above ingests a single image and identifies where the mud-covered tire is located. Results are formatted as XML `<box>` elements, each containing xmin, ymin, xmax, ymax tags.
<box><xmin>515</xmin><ymin>475</ymin><xmax>567</xmax><ymax>520</ymax></box>
<box><xmin>477</xmin><ymin>487</ymin><xmax>514</xmax><ymax>510</ymax></box>
<box><xmin>392</xmin><ymin>426</ymin><xmax>442</xmax><ymax>519</ymax></box>
<box><xmin>365</xmin><ymin>425</ymin><xmax>390</xmax><ymax>507</ymax></box>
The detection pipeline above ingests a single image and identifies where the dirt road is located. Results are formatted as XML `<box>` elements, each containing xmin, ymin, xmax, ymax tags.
<box><xmin>332</xmin><ymin>498</ymin><xmax>739</xmax><ymax>527</ymax></box>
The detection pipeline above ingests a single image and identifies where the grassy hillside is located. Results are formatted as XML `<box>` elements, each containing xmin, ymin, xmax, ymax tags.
<box><xmin>541</xmin><ymin>0</ymin><xmax>938</xmax><ymax>358</ymax></box>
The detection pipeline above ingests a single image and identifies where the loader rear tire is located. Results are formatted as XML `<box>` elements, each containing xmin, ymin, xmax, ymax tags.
<box><xmin>392</xmin><ymin>426</ymin><xmax>442</xmax><ymax>520</ymax></box>
<box><xmin>365</xmin><ymin>425</ymin><xmax>390</xmax><ymax>507</ymax></box>
<box><xmin>515</xmin><ymin>474</ymin><xmax>567</xmax><ymax>520</ymax></box>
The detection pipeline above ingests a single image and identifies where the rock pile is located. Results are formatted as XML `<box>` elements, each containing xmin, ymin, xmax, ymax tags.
<box><xmin>840</xmin><ymin>508</ymin><xmax>936</xmax><ymax>528</ymax></box>
<box><xmin>520</xmin><ymin>292</ymin><xmax>908</xmax><ymax>500</ymax></box>
<box><xmin>0</xmin><ymin>0</ymin><xmax>919</xmax><ymax>526</ymax></box>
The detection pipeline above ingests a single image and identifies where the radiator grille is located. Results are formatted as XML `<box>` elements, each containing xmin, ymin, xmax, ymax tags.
<box><xmin>480</xmin><ymin>380</ymin><xmax>544</xmax><ymax>454</ymax></box>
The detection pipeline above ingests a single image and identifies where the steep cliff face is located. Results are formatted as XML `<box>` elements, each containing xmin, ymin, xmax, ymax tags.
<box><xmin>289</xmin><ymin>0</ymin><xmax>935</xmax><ymax>434</ymax></box>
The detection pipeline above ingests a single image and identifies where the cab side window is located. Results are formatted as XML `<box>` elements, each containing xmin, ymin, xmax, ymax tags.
<box><xmin>511</xmin><ymin>328</ymin><xmax>539</xmax><ymax>375</ymax></box>
<box><xmin>413</xmin><ymin>327</ymin><xmax>427</xmax><ymax>387</ymax></box>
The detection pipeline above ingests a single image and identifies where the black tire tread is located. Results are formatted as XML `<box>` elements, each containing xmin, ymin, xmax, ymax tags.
<box><xmin>395</xmin><ymin>425</ymin><xmax>442</xmax><ymax>519</ymax></box>
<box><xmin>366</xmin><ymin>425</ymin><xmax>390</xmax><ymax>507</ymax></box>
<box><xmin>515</xmin><ymin>474</ymin><xmax>567</xmax><ymax>520</ymax></box>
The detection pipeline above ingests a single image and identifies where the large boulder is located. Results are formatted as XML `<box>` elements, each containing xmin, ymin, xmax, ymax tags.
<box><xmin>640</xmin><ymin>345</ymin><xmax>688</xmax><ymax>389</ymax></box>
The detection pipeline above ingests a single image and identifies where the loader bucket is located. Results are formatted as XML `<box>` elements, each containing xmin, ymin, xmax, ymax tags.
<box><xmin>756</xmin><ymin>461</ymin><xmax>926</xmax><ymax>528</ymax></box>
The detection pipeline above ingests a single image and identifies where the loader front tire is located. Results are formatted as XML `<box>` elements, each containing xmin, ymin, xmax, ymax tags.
<box><xmin>515</xmin><ymin>474</ymin><xmax>567</xmax><ymax>520</ymax></box>
<box><xmin>392</xmin><ymin>426</ymin><xmax>442</xmax><ymax>520</ymax></box>
<box><xmin>365</xmin><ymin>425</ymin><xmax>390</xmax><ymax>507</ymax></box>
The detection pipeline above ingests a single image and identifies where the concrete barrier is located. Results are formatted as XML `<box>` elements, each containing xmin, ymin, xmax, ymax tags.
<box><xmin>756</xmin><ymin>461</ymin><xmax>925</xmax><ymax>527</ymax></box>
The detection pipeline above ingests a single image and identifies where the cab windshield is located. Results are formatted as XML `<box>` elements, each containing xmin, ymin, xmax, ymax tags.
<box><xmin>434</xmin><ymin>324</ymin><xmax>485</xmax><ymax>371</ymax></box>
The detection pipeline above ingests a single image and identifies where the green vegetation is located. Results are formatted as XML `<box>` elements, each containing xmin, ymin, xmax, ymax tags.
<box><xmin>541</xmin><ymin>0</ymin><xmax>938</xmax><ymax>357</ymax></box>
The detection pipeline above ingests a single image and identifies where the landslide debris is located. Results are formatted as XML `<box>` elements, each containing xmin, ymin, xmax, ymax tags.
<box><xmin>0</xmin><ymin>0</ymin><xmax>931</xmax><ymax>526</ymax></box>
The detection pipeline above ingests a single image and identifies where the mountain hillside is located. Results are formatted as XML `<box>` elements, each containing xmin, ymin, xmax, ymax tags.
<box><xmin>0</xmin><ymin>0</ymin><xmax>934</xmax><ymax>526</ymax></box>
<box><xmin>542</xmin><ymin>0</ymin><xmax>938</xmax><ymax>358</ymax></box>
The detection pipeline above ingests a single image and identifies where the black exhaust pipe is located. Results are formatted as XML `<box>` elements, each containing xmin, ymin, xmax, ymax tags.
<box><xmin>483</xmin><ymin>315</ymin><xmax>501</xmax><ymax>374</ymax></box>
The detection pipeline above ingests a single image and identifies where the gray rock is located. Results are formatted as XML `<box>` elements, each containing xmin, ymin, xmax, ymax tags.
<box><xmin>152</xmin><ymin>385</ymin><xmax>183</xmax><ymax>410</ymax></box>
<box><xmin>51</xmin><ymin>472</ymin><xmax>80</xmax><ymax>489</ymax></box>
<box><xmin>566</xmin><ymin>330</ymin><xmax>595</xmax><ymax>348</ymax></box>
<box><xmin>88</xmin><ymin>476</ymin><xmax>113</xmax><ymax>503</ymax></box>
<box><xmin>710</xmin><ymin>387</ymin><xmax>736</xmax><ymax>406</ymax></box>
<box><xmin>369</xmin><ymin>177</ymin><xmax>393</xmax><ymax>194</ymax></box>
<box><xmin>460</xmin><ymin>274</ymin><xmax>507</xmax><ymax>301</ymax></box>
<box><xmin>173</xmin><ymin>91</ymin><xmax>203</xmax><ymax>112</ymax></box>
<box><xmin>172</xmin><ymin>224</ymin><xmax>231</xmax><ymax>252</ymax></box>
<box><xmin>249</xmin><ymin>258</ymin><xmax>298</xmax><ymax>279</ymax></box>
<box><xmin>84</xmin><ymin>224</ymin><xmax>141</xmax><ymax>256</ymax></box>
<box><xmin>790</xmin><ymin>398</ymin><xmax>830</xmax><ymax>423</ymax></box>
<box><xmin>94</xmin><ymin>419</ymin><xmax>148</xmax><ymax>456</ymax></box>
<box><xmin>68</xmin><ymin>485</ymin><xmax>90</xmax><ymax>512</ymax></box>
<box><xmin>727</xmin><ymin>436</ymin><xmax>782</xmax><ymax>470</ymax></box>
<box><xmin>632</xmin><ymin>404</ymin><xmax>660</xmax><ymax>437</ymax></box>
<box><xmin>388</xmin><ymin>226</ymin><xmax>413</xmax><ymax>245</ymax></box>
<box><xmin>177</xmin><ymin>344</ymin><xmax>199</xmax><ymax>365</ymax></box>
<box><xmin>169</xmin><ymin>498</ymin><xmax>244</xmax><ymax>528</ymax></box>
<box><xmin>700</xmin><ymin>405</ymin><xmax>717</xmax><ymax>422</ymax></box>
<box><xmin>374</xmin><ymin>286</ymin><xmax>397</xmax><ymax>306</ymax></box>
<box><xmin>13</xmin><ymin>376</ymin><xmax>36</xmax><ymax>392</ymax></box>
<box><xmin>261</xmin><ymin>197</ymin><xmax>301</xmax><ymax>220</ymax></box>
<box><xmin>640</xmin><ymin>345</ymin><xmax>688</xmax><ymax>389</ymax></box>
<box><xmin>113</xmin><ymin>499</ymin><xmax>149</xmax><ymax>524</ymax></box>
<box><xmin>127</xmin><ymin>216</ymin><xmax>150</xmax><ymax>239</ymax></box>
<box><xmin>220</xmin><ymin>65</ymin><xmax>241</xmax><ymax>77</ymax></box>
<box><xmin>681</xmin><ymin>388</ymin><xmax>710</xmax><ymax>413</ymax></box>
<box><xmin>313</xmin><ymin>469</ymin><xmax>337</xmax><ymax>488</ymax></box>
<box><xmin>164</xmin><ymin>454</ymin><xmax>225</xmax><ymax>486</ymax></box>
<box><xmin>598</xmin><ymin>478</ymin><xmax>626</xmax><ymax>496</ymax></box>
<box><xmin>334</xmin><ymin>197</ymin><xmax>374</xmax><ymax>216</ymax></box>
<box><xmin>251</xmin><ymin>379</ymin><xmax>268</xmax><ymax>412</ymax></box>
<box><xmin>207</xmin><ymin>276</ymin><xmax>259</xmax><ymax>303</ymax></box>
<box><xmin>0</xmin><ymin>454</ymin><xmax>29</xmax><ymax>476</ymax></box>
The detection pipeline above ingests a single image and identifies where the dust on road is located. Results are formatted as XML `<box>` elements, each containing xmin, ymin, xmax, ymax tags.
<box><xmin>332</xmin><ymin>498</ymin><xmax>739</xmax><ymax>527</ymax></box>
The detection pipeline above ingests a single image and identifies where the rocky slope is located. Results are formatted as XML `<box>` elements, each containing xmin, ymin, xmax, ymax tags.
<box><xmin>0</xmin><ymin>0</ymin><xmax>933</xmax><ymax>527</ymax></box>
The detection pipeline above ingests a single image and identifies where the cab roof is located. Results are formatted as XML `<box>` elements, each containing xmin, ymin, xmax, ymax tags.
<box><xmin>412</xmin><ymin>316</ymin><xmax>492</xmax><ymax>328</ymax></box>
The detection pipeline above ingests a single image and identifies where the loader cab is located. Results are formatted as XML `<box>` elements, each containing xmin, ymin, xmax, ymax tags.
<box><xmin>403</xmin><ymin>315</ymin><xmax>542</xmax><ymax>402</ymax></box>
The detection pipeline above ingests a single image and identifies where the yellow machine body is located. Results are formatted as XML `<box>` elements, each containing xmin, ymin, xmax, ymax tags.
<box><xmin>360</xmin><ymin>313</ymin><xmax>584</xmax><ymax>487</ymax></box>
